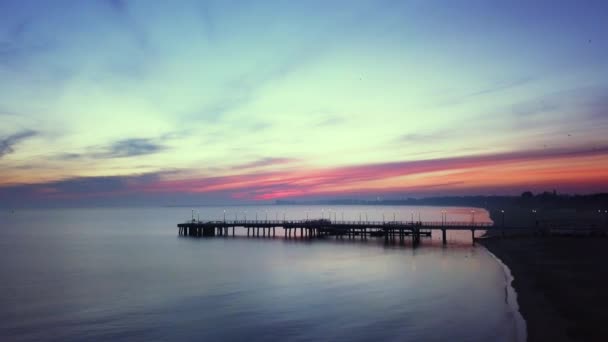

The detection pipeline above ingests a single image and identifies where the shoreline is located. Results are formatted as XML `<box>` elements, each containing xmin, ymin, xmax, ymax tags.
<box><xmin>479</xmin><ymin>236</ymin><xmax>608</xmax><ymax>341</ymax></box>
<box><xmin>483</xmin><ymin>247</ymin><xmax>527</xmax><ymax>342</ymax></box>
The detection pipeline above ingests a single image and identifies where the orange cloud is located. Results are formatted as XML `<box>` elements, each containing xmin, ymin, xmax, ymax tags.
<box><xmin>2</xmin><ymin>145</ymin><xmax>608</xmax><ymax>204</ymax></box>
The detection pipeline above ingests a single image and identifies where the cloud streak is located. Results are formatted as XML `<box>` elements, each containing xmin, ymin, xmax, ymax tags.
<box><xmin>0</xmin><ymin>130</ymin><xmax>37</xmax><ymax>158</ymax></box>
<box><xmin>231</xmin><ymin>157</ymin><xmax>297</xmax><ymax>170</ymax></box>
<box><xmin>314</xmin><ymin>115</ymin><xmax>346</xmax><ymax>127</ymax></box>
<box><xmin>94</xmin><ymin>138</ymin><xmax>166</xmax><ymax>158</ymax></box>
<box><xmin>55</xmin><ymin>138</ymin><xmax>168</xmax><ymax>161</ymax></box>
<box><xmin>128</xmin><ymin>144</ymin><xmax>608</xmax><ymax>200</ymax></box>
<box><xmin>438</xmin><ymin>76</ymin><xmax>536</xmax><ymax>106</ymax></box>
<box><xmin>5</xmin><ymin>144</ymin><xmax>607</xmax><ymax>206</ymax></box>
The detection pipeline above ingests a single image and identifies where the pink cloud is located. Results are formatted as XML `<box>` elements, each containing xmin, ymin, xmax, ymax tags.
<box><xmin>3</xmin><ymin>145</ymin><xmax>608</xmax><ymax>204</ymax></box>
<box><xmin>137</xmin><ymin>145</ymin><xmax>608</xmax><ymax>200</ymax></box>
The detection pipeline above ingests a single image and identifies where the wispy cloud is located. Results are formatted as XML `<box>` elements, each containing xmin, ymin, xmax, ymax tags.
<box><xmin>55</xmin><ymin>137</ymin><xmax>168</xmax><ymax>160</ymax></box>
<box><xmin>315</xmin><ymin>115</ymin><xmax>346</xmax><ymax>127</ymax></box>
<box><xmin>194</xmin><ymin>94</ymin><xmax>251</xmax><ymax>122</ymax></box>
<box><xmin>496</xmin><ymin>85</ymin><xmax>608</xmax><ymax>133</ymax></box>
<box><xmin>95</xmin><ymin>138</ymin><xmax>165</xmax><ymax>158</ymax></box>
<box><xmin>231</xmin><ymin>157</ymin><xmax>297</xmax><ymax>170</ymax></box>
<box><xmin>510</xmin><ymin>99</ymin><xmax>560</xmax><ymax>117</ymax></box>
<box><xmin>439</xmin><ymin>76</ymin><xmax>535</xmax><ymax>106</ymax></box>
<box><xmin>101</xmin><ymin>145</ymin><xmax>608</xmax><ymax>198</ymax></box>
<box><xmin>395</xmin><ymin>129</ymin><xmax>462</xmax><ymax>152</ymax></box>
<box><xmin>398</xmin><ymin>131</ymin><xmax>451</xmax><ymax>143</ymax></box>
<box><xmin>0</xmin><ymin>130</ymin><xmax>37</xmax><ymax>158</ymax></box>
<box><xmin>465</xmin><ymin>77</ymin><xmax>534</xmax><ymax>98</ymax></box>
<box><xmin>0</xmin><ymin>171</ymin><xmax>167</xmax><ymax>205</ymax></box>
<box><xmin>3</xmin><ymin>144</ymin><xmax>608</xmax><ymax>205</ymax></box>
<box><xmin>190</xmin><ymin>33</ymin><xmax>333</xmax><ymax>122</ymax></box>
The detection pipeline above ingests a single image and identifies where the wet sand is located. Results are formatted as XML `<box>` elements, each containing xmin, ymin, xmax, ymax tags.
<box><xmin>480</xmin><ymin>237</ymin><xmax>608</xmax><ymax>341</ymax></box>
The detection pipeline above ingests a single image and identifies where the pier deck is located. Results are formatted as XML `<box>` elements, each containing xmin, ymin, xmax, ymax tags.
<box><xmin>177</xmin><ymin>219</ymin><xmax>499</xmax><ymax>244</ymax></box>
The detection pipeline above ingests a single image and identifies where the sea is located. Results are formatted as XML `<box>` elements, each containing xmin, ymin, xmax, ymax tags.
<box><xmin>0</xmin><ymin>205</ymin><xmax>526</xmax><ymax>341</ymax></box>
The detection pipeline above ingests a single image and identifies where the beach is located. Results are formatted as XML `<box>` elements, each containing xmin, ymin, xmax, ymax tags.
<box><xmin>480</xmin><ymin>237</ymin><xmax>608</xmax><ymax>341</ymax></box>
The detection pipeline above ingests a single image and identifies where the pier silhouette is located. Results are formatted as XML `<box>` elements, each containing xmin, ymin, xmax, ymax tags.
<box><xmin>177</xmin><ymin>218</ymin><xmax>498</xmax><ymax>245</ymax></box>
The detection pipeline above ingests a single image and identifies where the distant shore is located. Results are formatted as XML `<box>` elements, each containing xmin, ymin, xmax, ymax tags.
<box><xmin>480</xmin><ymin>234</ymin><xmax>608</xmax><ymax>341</ymax></box>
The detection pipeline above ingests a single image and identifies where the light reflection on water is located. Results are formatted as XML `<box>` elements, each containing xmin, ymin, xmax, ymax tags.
<box><xmin>0</xmin><ymin>206</ymin><xmax>522</xmax><ymax>342</ymax></box>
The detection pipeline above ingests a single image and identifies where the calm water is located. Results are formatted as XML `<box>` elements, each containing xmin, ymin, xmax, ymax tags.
<box><xmin>0</xmin><ymin>205</ymin><xmax>525</xmax><ymax>341</ymax></box>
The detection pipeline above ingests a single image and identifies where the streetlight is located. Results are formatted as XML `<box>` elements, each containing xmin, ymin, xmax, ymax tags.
<box><xmin>501</xmin><ymin>209</ymin><xmax>505</xmax><ymax>227</ymax></box>
<box><xmin>223</xmin><ymin>210</ymin><xmax>226</xmax><ymax>223</ymax></box>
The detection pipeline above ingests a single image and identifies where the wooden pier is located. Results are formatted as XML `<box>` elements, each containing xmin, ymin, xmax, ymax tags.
<box><xmin>177</xmin><ymin>219</ymin><xmax>496</xmax><ymax>245</ymax></box>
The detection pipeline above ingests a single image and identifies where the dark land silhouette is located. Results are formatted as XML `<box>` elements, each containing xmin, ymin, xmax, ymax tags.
<box><xmin>276</xmin><ymin>192</ymin><xmax>608</xmax><ymax>213</ymax></box>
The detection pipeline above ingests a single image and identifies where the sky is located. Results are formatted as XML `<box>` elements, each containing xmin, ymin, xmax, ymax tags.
<box><xmin>1</xmin><ymin>0</ymin><xmax>608</xmax><ymax>207</ymax></box>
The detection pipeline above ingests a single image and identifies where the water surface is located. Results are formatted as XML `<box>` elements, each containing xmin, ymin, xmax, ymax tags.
<box><xmin>0</xmin><ymin>206</ymin><xmax>523</xmax><ymax>341</ymax></box>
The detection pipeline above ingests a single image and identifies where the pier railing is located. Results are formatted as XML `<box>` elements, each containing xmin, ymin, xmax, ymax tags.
<box><xmin>180</xmin><ymin>219</ymin><xmax>494</xmax><ymax>228</ymax></box>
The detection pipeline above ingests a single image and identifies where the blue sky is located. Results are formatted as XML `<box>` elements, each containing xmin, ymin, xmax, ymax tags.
<box><xmin>1</xmin><ymin>0</ymin><xmax>607</xmax><ymax>206</ymax></box>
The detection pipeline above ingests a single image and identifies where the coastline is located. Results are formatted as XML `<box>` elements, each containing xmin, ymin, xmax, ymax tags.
<box><xmin>483</xmin><ymin>247</ymin><xmax>527</xmax><ymax>342</ymax></box>
<box><xmin>479</xmin><ymin>237</ymin><xmax>608</xmax><ymax>342</ymax></box>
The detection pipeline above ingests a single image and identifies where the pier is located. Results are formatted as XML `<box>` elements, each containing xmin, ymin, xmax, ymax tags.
<box><xmin>177</xmin><ymin>219</ymin><xmax>497</xmax><ymax>245</ymax></box>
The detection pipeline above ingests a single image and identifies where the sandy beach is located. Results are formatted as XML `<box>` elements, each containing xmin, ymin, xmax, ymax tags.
<box><xmin>480</xmin><ymin>237</ymin><xmax>608</xmax><ymax>342</ymax></box>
